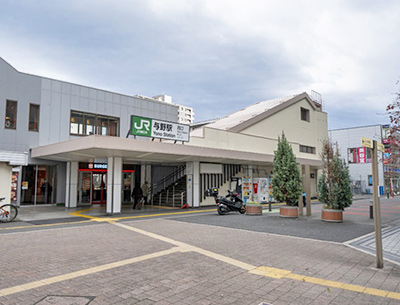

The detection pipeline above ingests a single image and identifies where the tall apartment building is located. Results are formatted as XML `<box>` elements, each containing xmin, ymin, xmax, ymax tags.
<box><xmin>152</xmin><ymin>95</ymin><xmax>194</xmax><ymax>124</ymax></box>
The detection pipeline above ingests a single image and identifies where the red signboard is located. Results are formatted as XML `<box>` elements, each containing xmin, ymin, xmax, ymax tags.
<box><xmin>358</xmin><ymin>147</ymin><xmax>366</xmax><ymax>163</ymax></box>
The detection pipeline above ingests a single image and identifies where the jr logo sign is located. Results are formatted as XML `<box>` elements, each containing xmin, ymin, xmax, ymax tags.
<box><xmin>130</xmin><ymin>115</ymin><xmax>190</xmax><ymax>142</ymax></box>
<box><xmin>131</xmin><ymin>116</ymin><xmax>152</xmax><ymax>137</ymax></box>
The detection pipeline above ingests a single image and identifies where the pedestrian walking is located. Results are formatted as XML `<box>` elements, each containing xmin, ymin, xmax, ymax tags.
<box><xmin>141</xmin><ymin>181</ymin><xmax>149</xmax><ymax>205</ymax></box>
<box><xmin>131</xmin><ymin>183</ymin><xmax>143</xmax><ymax>210</ymax></box>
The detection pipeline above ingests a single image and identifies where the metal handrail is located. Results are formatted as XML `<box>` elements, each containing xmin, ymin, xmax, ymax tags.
<box><xmin>150</xmin><ymin>166</ymin><xmax>185</xmax><ymax>198</ymax></box>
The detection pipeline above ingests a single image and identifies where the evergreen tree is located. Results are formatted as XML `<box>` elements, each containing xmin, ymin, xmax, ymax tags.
<box><xmin>272</xmin><ymin>132</ymin><xmax>302</xmax><ymax>206</ymax></box>
<box><xmin>318</xmin><ymin>141</ymin><xmax>353</xmax><ymax>210</ymax></box>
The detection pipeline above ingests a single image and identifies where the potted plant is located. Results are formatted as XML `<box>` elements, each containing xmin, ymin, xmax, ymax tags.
<box><xmin>318</xmin><ymin>141</ymin><xmax>353</xmax><ymax>222</ymax></box>
<box><xmin>272</xmin><ymin>132</ymin><xmax>302</xmax><ymax>218</ymax></box>
<box><xmin>246</xmin><ymin>201</ymin><xmax>263</xmax><ymax>215</ymax></box>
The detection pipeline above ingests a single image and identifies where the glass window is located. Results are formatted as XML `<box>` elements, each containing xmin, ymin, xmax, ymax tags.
<box><xmin>85</xmin><ymin>114</ymin><xmax>96</xmax><ymax>135</ymax></box>
<box><xmin>5</xmin><ymin>100</ymin><xmax>17</xmax><ymax>129</ymax></box>
<box><xmin>348</xmin><ymin>147</ymin><xmax>372</xmax><ymax>164</ymax></box>
<box><xmin>97</xmin><ymin>116</ymin><xmax>109</xmax><ymax>135</ymax></box>
<box><xmin>70</xmin><ymin>110</ymin><xmax>119</xmax><ymax>136</ymax></box>
<box><xmin>70</xmin><ymin>111</ymin><xmax>84</xmax><ymax>135</ymax></box>
<box><xmin>21</xmin><ymin>165</ymin><xmax>57</xmax><ymax>205</ymax></box>
<box><xmin>300</xmin><ymin>145</ymin><xmax>315</xmax><ymax>154</ymax></box>
<box><xmin>109</xmin><ymin>118</ymin><xmax>119</xmax><ymax>136</ymax></box>
<box><xmin>29</xmin><ymin>104</ymin><xmax>40</xmax><ymax>131</ymax></box>
<box><xmin>301</xmin><ymin>107</ymin><xmax>310</xmax><ymax>122</ymax></box>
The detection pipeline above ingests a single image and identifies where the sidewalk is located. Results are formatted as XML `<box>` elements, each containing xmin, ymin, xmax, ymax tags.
<box><xmin>1</xmin><ymin>208</ymin><xmax>400</xmax><ymax>304</ymax></box>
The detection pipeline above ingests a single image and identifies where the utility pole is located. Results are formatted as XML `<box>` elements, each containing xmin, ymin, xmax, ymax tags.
<box><xmin>362</xmin><ymin>137</ymin><xmax>384</xmax><ymax>268</ymax></box>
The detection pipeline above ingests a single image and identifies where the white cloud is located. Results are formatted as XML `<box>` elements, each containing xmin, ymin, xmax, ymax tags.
<box><xmin>0</xmin><ymin>0</ymin><xmax>399</xmax><ymax>128</ymax></box>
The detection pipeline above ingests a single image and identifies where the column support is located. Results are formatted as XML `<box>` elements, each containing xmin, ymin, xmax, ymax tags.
<box><xmin>298</xmin><ymin>163</ymin><xmax>303</xmax><ymax>216</ymax></box>
<box><xmin>305</xmin><ymin>164</ymin><xmax>311</xmax><ymax>216</ymax></box>
<box><xmin>186</xmin><ymin>162</ymin><xmax>200</xmax><ymax>207</ymax></box>
<box><xmin>107</xmin><ymin>157</ymin><xmax>122</xmax><ymax>215</ymax></box>
<box><xmin>66</xmin><ymin>162</ymin><xmax>78</xmax><ymax>208</ymax></box>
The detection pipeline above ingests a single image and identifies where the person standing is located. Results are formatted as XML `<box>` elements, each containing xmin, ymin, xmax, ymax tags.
<box><xmin>141</xmin><ymin>181</ymin><xmax>149</xmax><ymax>205</ymax></box>
<box><xmin>131</xmin><ymin>183</ymin><xmax>143</xmax><ymax>210</ymax></box>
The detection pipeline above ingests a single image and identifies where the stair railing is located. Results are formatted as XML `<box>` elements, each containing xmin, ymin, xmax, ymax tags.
<box><xmin>150</xmin><ymin>165</ymin><xmax>186</xmax><ymax>205</ymax></box>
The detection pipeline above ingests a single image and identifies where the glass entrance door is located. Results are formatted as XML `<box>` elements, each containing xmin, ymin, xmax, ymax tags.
<box><xmin>79</xmin><ymin>172</ymin><xmax>92</xmax><ymax>205</ymax></box>
<box><xmin>92</xmin><ymin>172</ymin><xmax>107</xmax><ymax>204</ymax></box>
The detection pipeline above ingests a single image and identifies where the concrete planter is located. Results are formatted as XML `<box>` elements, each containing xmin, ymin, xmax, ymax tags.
<box><xmin>246</xmin><ymin>205</ymin><xmax>263</xmax><ymax>216</ymax></box>
<box><xmin>321</xmin><ymin>209</ymin><xmax>343</xmax><ymax>223</ymax></box>
<box><xmin>279</xmin><ymin>206</ymin><xmax>298</xmax><ymax>218</ymax></box>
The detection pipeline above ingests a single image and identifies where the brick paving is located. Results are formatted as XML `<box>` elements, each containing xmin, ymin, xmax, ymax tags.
<box><xmin>1</xmin><ymin>196</ymin><xmax>400</xmax><ymax>304</ymax></box>
<box><xmin>1</xmin><ymin>216</ymin><xmax>400</xmax><ymax>304</ymax></box>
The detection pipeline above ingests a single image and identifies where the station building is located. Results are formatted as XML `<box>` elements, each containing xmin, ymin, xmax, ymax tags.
<box><xmin>0</xmin><ymin>57</ymin><xmax>328</xmax><ymax>214</ymax></box>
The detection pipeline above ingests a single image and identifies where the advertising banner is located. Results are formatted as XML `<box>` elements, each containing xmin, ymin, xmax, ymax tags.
<box><xmin>242</xmin><ymin>176</ymin><xmax>252</xmax><ymax>203</ymax></box>
<box><xmin>253</xmin><ymin>178</ymin><xmax>272</xmax><ymax>203</ymax></box>
<box><xmin>130</xmin><ymin>115</ymin><xmax>190</xmax><ymax>142</ymax></box>
<box><xmin>358</xmin><ymin>147</ymin><xmax>366</xmax><ymax>163</ymax></box>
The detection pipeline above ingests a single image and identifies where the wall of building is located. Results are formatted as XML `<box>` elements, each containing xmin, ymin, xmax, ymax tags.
<box><xmin>329</xmin><ymin>125</ymin><xmax>385</xmax><ymax>194</ymax></box>
<box><xmin>240</xmin><ymin>98</ymin><xmax>328</xmax><ymax>159</ymax></box>
<box><xmin>0</xmin><ymin>57</ymin><xmax>180</xmax><ymax>153</ymax></box>
<box><xmin>0</xmin><ymin>163</ymin><xmax>12</xmax><ymax>204</ymax></box>
<box><xmin>0</xmin><ymin>59</ymin><xmax>42</xmax><ymax>153</ymax></box>
<box><xmin>0</xmin><ymin>57</ymin><xmax>183</xmax><ymax>205</ymax></box>
<box><xmin>189</xmin><ymin>98</ymin><xmax>327</xmax><ymax>163</ymax></box>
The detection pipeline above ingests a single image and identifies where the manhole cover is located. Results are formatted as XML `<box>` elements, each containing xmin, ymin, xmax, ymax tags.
<box><xmin>35</xmin><ymin>295</ymin><xmax>95</xmax><ymax>305</ymax></box>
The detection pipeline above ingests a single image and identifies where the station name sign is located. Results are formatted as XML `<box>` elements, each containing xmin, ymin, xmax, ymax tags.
<box><xmin>130</xmin><ymin>115</ymin><xmax>190</xmax><ymax>142</ymax></box>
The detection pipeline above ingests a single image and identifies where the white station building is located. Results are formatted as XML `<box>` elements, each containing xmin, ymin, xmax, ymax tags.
<box><xmin>0</xmin><ymin>57</ymin><xmax>328</xmax><ymax>215</ymax></box>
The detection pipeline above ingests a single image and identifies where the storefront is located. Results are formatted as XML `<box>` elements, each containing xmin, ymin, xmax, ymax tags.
<box><xmin>20</xmin><ymin>165</ymin><xmax>57</xmax><ymax>205</ymax></box>
<box><xmin>77</xmin><ymin>162</ymin><xmax>138</xmax><ymax>205</ymax></box>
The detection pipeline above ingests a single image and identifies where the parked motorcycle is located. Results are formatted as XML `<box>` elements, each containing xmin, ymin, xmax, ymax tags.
<box><xmin>205</xmin><ymin>188</ymin><xmax>246</xmax><ymax>215</ymax></box>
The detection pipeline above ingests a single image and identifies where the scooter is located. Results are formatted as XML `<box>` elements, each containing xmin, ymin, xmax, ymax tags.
<box><xmin>205</xmin><ymin>188</ymin><xmax>246</xmax><ymax>215</ymax></box>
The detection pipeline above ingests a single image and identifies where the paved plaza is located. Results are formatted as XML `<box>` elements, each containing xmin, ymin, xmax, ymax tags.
<box><xmin>1</xmin><ymin>197</ymin><xmax>400</xmax><ymax>304</ymax></box>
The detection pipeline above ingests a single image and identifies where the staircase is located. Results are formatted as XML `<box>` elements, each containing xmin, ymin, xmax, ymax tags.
<box><xmin>152</xmin><ymin>176</ymin><xmax>187</xmax><ymax>207</ymax></box>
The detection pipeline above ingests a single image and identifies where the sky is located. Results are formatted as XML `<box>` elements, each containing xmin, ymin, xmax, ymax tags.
<box><xmin>1</xmin><ymin>0</ymin><xmax>399</xmax><ymax>130</ymax></box>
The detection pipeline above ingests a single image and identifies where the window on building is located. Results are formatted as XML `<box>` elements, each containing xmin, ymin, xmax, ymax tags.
<box><xmin>85</xmin><ymin>114</ymin><xmax>96</xmax><ymax>135</ymax></box>
<box><xmin>5</xmin><ymin>100</ymin><xmax>17</xmax><ymax>129</ymax></box>
<box><xmin>301</xmin><ymin>107</ymin><xmax>310</xmax><ymax>122</ymax></box>
<box><xmin>70</xmin><ymin>111</ymin><xmax>120</xmax><ymax>136</ymax></box>
<box><xmin>300</xmin><ymin>145</ymin><xmax>315</xmax><ymax>154</ymax></box>
<box><xmin>348</xmin><ymin>147</ymin><xmax>372</xmax><ymax>164</ymax></box>
<box><xmin>70</xmin><ymin>111</ymin><xmax>84</xmax><ymax>134</ymax></box>
<box><xmin>29</xmin><ymin>104</ymin><xmax>40</xmax><ymax>131</ymax></box>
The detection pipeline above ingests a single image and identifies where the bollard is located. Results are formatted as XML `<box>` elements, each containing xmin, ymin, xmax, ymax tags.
<box><xmin>269</xmin><ymin>202</ymin><xmax>272</xmax><ymax>212</ymax></box>
<box><xmin>369</xmin><ymin>199</ymin><xmax>373</xmax><ymax>219</ymax></box>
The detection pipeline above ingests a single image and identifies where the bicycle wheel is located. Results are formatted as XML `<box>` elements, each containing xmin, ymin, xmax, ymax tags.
<box><xmin>0</xmin><ymin>204</ymin><xmax>18</xmax><ymax>223</ymax></box>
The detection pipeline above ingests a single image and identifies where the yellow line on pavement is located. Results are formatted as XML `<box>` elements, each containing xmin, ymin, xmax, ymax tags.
<box><xmin>113</xmin><ymin>221</ymin><xmax>400</xmax><ymax>301</ymax></box>
<box><xmin>112</xmin><ymin>222</ymin><xmax>257</xmax><ymax>271</ymax></box>
<box><xmin>69</xmin><ymin>208</ymin><xmax>216</xmax><ymax>222</ymax></box>
<box><xmin>0</xmin><ymin>208</ymin><xmax>215</xmax><ymax>232</ymax></box>
<box><xmin>250</xmin><ymin>266</ymin><xmax>400</xmax><ymax>300</ymax></box>
<box><xmin>2</xmin><ymin>220</ymin><xmax>400</xmax><ymax>301</ymax></box>
<box><xmin>0</xmin><ymin>220</ymin><xmax>93</xmax><ymax>231</ymax></box>
<box><xmin>0</xmin><ymin>247</ymin><xmax>181</xmax><ymax>298</ymax></box>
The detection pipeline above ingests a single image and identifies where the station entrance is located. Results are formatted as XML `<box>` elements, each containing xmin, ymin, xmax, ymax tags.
<box><xmin>78</xmin><ymin>162</ymin><xmax>138</xmax><ymax>206</ymax></box>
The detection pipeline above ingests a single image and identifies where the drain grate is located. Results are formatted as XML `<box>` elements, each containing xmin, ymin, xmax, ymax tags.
<box><xmin>35</xmin><ymin>295</ymin><xmax>95</xmax><ymax>305</ymax></box>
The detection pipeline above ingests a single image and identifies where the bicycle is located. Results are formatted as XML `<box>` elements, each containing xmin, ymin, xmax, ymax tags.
<box><xmin>0</xmin><ymin>197</ymin><xmax>18</xmax><ymax>223</ymax></box>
